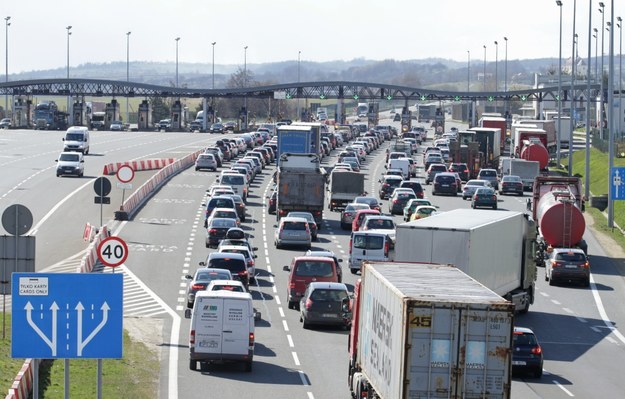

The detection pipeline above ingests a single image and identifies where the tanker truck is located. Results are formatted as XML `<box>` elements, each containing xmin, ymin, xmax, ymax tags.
<box><xmin>531</xmin><ymin>176</ymin><xmax>587</xmax><ymax>262</ymax></box>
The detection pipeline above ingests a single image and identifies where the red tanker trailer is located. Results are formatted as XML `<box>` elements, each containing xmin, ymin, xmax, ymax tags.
<box><xmin>531</xmin><ymin>176</ymin><xmax>587</xmax><ymax>264</ymax></box>
<box><xmin>520</xmin><ymin>141</ymin><xmax>550</xmax><ymax>170</ymax></box>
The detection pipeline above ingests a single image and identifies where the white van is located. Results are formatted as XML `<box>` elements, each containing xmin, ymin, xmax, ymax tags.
<box><xmin>387</xmin><ymin>158</ymin><xmax>410</xmax><ymax>179</ymax></box>
<box><xmin>348</xmin><ymin>231</ymin><xmax>390</xmax><ymax>274</ymax></box>
<box><xmin>63</xmin><ymin>126</ymin><xmax>91</xmax><ymax>154</ymax></box>
<box><xmin>218</xmin><ymin>171</ymin><xmax>248</xmax><ymax>200</ymax></box>
<box><xmin>186</xmin><ymin>290</ymin><xmax>259</xmax><ymax>372</ymax></box>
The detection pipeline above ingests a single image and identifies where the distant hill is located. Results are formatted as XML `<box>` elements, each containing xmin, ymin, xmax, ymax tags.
<box><xmin>9</xmin><ymin>57</ymin><xmax>562</xmax><ymax>91</ymax></box>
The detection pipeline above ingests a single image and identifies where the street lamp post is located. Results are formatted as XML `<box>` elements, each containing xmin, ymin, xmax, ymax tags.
<box><xmin>556</xmin><ymin>0</ymin><xmax>563</xmax><ymax>166</ymax></box>
<box><xmin>244</xmin><ymin>45</ymin><xmax>248</xmax><ymax>131</ymax></box>
<box><xmin>467</xmin><ymin>50</ymin><xmax>471</xmax><ymax>126</ymax></box>
<box><xmin>66</xmin><ymin>25</ymin><xmax>72</xmax><ymax>125</ymax></box>
<box><xmin>618</xmin><ymin>16</ymin><xmax>623</xmax><ymax>139</ymax></box>
<box><xmin>594</xmin><ymin>28</ymin><xmax>599</xmax><ymax>82</ymax></box>
<box><xmin>4</xmin><ymin>16</ymin><xmax>10</xmax><ymax>117</ymax></box>
<box><xmin>211</xmin><ymin>41</ymin><xmax>216</xmax><ymax>124</ymax></box>
<box><xmin>585</xmin><ymin>0</ymin><xmax>593</xmax><ymax>200</ymax></box>
<box><xmin>600</xmin><ymin>2</ymin><xmax>605</xmax><ymax>139</ymax></box>
<box><xmin>297</xmin><ymin>50</ymin><xmax>301</xmax><ymax>121</ymax></box>
<box><xmin>483</xmin><ymin>45</ymin><xmax>487</xmax><ymax>92</ymax></box>
<box><xmin>568</xmin><ymin>0</ymin><xmax>577</xmax><ymax>175</ymax></box>
<box><xmin>608</xmin><ymin>0</ymin><xmax>615</xmax><ymax>227</ymax></box>
<box><xmin>126</xmin><ymin>31</ymin><xmax>131</xmax><ymax>125</ymax></box>
<box><xmin>175</xmin><ymin>37</ymin><xmax>180</xmax><ymax>88</ymax></box>
<box><xmin>504</xmin><ymin>37</ymin><xmax>508</xmax><ymax>116</ymax></box>
<box><xmin>494</xmin><ymin>40</ymin><xmax>498</xmax><ymax>113</ymax></box>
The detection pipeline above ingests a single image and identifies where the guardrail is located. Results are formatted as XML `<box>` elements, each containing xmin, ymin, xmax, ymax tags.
<box><xmin>102</xmin><ymin>158</ymin><xmax>175</xmax><ymax>175</ymax></box>
<box><xmin>4</xmin><ymin>359</ymin><xmax>34</xmax><ymax>399</ymax></box>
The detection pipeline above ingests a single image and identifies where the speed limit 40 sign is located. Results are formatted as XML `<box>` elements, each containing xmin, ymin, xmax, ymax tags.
<box><xmin>97</xmin><ymin>236</ymin><xmax>129</xmax><ymax>268</ymax></box>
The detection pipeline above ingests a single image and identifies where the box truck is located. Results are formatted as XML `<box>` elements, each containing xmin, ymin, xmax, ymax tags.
<box><xmin>348</xmin><ymin>262</ymin><xmax>514</xmax><ymax>399</ymax></box>
<box><xmin>395</xmin><ymin>209</ymin><xmax>537</xmax><ymax>313</ymax></box>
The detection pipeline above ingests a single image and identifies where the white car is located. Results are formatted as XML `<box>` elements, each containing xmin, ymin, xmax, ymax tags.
<box><xmin>55</xmin><ymin>152</ymin><xmax>84</xmax><ymax>177</ymax></box>
<box><xmin>110</xmin><ymin>120</ymin><xmax>124</xmax><ymax>131</ymax></box>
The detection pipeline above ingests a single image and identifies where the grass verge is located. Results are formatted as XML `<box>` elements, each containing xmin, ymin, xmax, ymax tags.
<box><xmin>0</xmin><ymin>316</ymin><xmax>159</xmax><ymax>399</ymax></box>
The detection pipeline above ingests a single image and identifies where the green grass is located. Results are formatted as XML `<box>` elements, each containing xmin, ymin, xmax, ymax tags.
<box><xmin>0</xmin><ymin>315</ymin><xmax>159</xmax><ymax>399</ymax></box>
<box><xmin>570</xmin><ymin>147</ymin><xmax>625</xmax><ymax>243</ymax></box>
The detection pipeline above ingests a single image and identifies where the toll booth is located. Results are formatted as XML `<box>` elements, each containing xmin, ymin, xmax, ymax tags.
<box><xmin>73</xmin><ymin>101</ymin><xmax>86</xmax><ymax>126</ymax></box>
<box><xmin>138</xmin><ymin>100</ymin><xmax>151</xmax><ymax>131</ymax></box>
<box><xmin>105</xmin><ymin>100</ymin><xmax>120</xmax><ymax>130</ymax></box>
<box><xmin>12</xmin><ymin>98</ymin><xmax>31</xmax><ymax>128</ymax></box>
<box><xmin>171</xmin><ymin>100</ymin><xmax>182</xmax><ymax>131</ymax></box>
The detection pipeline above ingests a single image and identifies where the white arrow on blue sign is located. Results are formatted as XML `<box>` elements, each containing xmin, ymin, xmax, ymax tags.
<box><xmin>611</xmin><ymin>167</ymin><xmax>625</xmax><ymax>201</ymax></box>
<box><xmin>11</xmin><ymin>273</ymin><xmax>123</xmax><ymax>359</ymax></box>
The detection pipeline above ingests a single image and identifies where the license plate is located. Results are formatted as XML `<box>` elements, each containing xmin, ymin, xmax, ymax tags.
<box><xmin>565</xmin><ymin>264</ymin><xmax>578</xmax><ymax>268</ymax></box>
<box><xmin>512</xmin><ymin>360</ymin><xmax>526</xmax><ymax>366</ymax></box>
<box><xmin>322</xmin><ymin>313</ymin><xmax>338</xmax><ymax>318</ymax></box>
<box><xmin>442</xmin><ymin>184</ymin><xmax>449</xmax><ymax>187</ymax></box>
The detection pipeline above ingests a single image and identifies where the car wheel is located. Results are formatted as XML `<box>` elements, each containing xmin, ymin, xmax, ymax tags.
<box><xmin>189</xmin><ymin>359</ymin><xmax>197</xmax><ymax>371</ymax></box>
<box><xmin>533</xmin><ymin>367</ymin><xmax>543</xmax><ymax>378</ymax></box>
<box><xmin>548</xmin><ymin>275</ymin><xmax>555</xmax><ymax>286</ymax></box>
<box><xmin>56</xmin><ymin>173</ymin><xmax>61</xmax><ymax>177</ymax></box>
<box><xmin>493</xmin><ymin>205</ymin><xmax>497</xmax><ymax>210</ymax></box>
<box><xmin>205</xmin><ymin>241</ymin><xmax>210</xmax><ymax>248</ymax></box>
<box><xmin>195</xmin><ymin>167</ymin><xmax>199</xmax><ymax>171</ymax></box>
<box><xmin>545</xmin><ymin>273</ymin><xmax>549</xmax><ymax>281</ymax></box>
<box><xmin>302</xmin><ymin>318</ymin><xmax>310</xmax><ymax>329</ymax></box>
<box><xmin>350</xmin><ymin>269</ymin><xmax>358</xmax><ymax>275</ymax></box>
<box><xmin>287</xmin><ymin>301</ymin><xmax>295</xmax><ymax>310</ymax></box>
<box><xmin>187</xmin><ymin>301</ymin><xmax>193</xmax><ymax>308</ymax></box>
<box><xmin>584</xmin><ymin>278</ymin><xmax>590</xmax><ymax>287</ymax></box>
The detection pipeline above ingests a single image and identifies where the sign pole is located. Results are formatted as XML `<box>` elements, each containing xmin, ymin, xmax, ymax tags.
<box><xmin>33</xmin><ymin>359</ymin><xmax>39</xmax><ymax>399</ymax></box>
<box><xmin>64</xmin><ymin>358</ymin><xmax>70</xmax><ymax>399</ymax></box>
<box><xmin>97</xmin><ymin>359</ymin><xmax>103</xmax><ymax>399</ymax></box>
<box><xmin>100</xmin><ymin>178</ymin><xmax>104</xmax><ymax>227</ymax></box>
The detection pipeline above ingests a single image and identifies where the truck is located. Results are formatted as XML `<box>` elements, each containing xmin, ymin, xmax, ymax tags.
<box><xmin>356</xmin><ymin>102</ymin><xmax>369</xmax><ymax>118</ymax></box>
<box><xmin>367</xmin><ymin>102</ymin><xmax>380</xmax><ymax>127</ymax></box>
<box><xmin>33</xmin><ymin>101</ymin><xmax>68</xmax><ymax>130</ymax></box>
<box><xmin>551</xmin><ymin>115</ymin><xmax>572</xmax><ymax>149</ymax></box>
<box><xmin>276</xmin><ymin>153</ymin><xmax>325</xmax><ymax>225</ymax></box>
<box><xmin>327</xmin><ymin>170</ymin><xmax>365</xmax><ymax>211</ymax></box>
<box><xmin>479</xmin><ymin>116</ymin><xmax>507</xmax><ymax>151</ymax></box>
<box><xmin>417</xmin><ymin>103</ymin><xmax>437</xmax><ymax>123</ymax></box>
<box><xmin>449</xmin><ymin>140</ymin><xmax>481</xmax><ymax>178</ymax></box>
<box><xmin>509</xmin><ymin>159</ymin><xmax>540</xmax><ymax>190</ymax></box>
<box><xmin>511</xmin><ymin>125</ymin><xmax>550</xmax><ymax>169</ymax></box>
<box><xmin>90</xmin><ymin>111</ymin><xmax>106</xmax><ymax>130</ymax></box>
<box><xmin>468</xmin><ymin>127</ymin><xmax>501</xmax><ymax>169</ymax></box>
<box><xmin>276</xmin><ymin>124</ymin><xmax>320</xmax><ymax>161</ymax></box>
<box><xmin>348</xmin><ymin>262</ymin><xmax>514</xmax><ymax>399</ymax></box>
<box><xmin>516</xmin><ymin>119</ymin><xmax>557</xmax><ymax>154</ymax></box>
<box><xmin>395</xmin><ymin>209</ymin><xmax>537</xmax><ymax>313</ymax></box>
<box><xmin>531</xmin><ymin>176</ymin><xmax>587</xmax><ymax>260</ymax></box>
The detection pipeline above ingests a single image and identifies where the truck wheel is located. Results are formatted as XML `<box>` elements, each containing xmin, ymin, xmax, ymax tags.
<box><xmin>189</xmin><ymin>360</ymin><xmax>197</xmax><ymax>371</ymax></box>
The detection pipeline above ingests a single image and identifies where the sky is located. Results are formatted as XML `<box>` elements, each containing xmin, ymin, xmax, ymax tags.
<box><xmin>2</xmin><ymin>0</ymin><xmax>624</xmax><ymax>76</ymax></box>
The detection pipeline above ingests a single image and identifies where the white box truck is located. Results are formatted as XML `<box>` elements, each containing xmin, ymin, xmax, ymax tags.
<box><xmin>187</xmin><ymin>290</ymin><xmax>256</xmax><ymax>372</ymax></box>
<box><xmin>394</xmin><ymin>209</ymin><xmax>537</xmax><ymax>313</ymax></box>
<box><xmin>348</xmin><ymin>262</ymin><xmax>514</xmax><ymax>399</ymax></box>
<box><xmin>509</xmin><ymin>159</ymin><xmax>540</xmax><ymax>190</ymax></box>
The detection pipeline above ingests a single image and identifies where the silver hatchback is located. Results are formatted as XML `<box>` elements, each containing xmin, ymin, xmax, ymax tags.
<box><xmin>195</xmin><ymin>153</ymin><xmax>218</xmax><ymax>171</ymax></box>
<box><xmin>274</xmin><ymin>217</ymin><xmax>312</xmax><ymax>249</ymax></box>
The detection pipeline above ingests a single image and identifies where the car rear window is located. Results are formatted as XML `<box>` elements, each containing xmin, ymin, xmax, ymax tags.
<box><xmin>208</xmin><ymin>258</ymin><xmax>246</xmax><ymax>272</ymax></box>
<box><xmin>353</xmin><ymin>235</ymin><xmax>384</xmax><ymax>250</ymax></box>
<box><xmin>436</xmin><ymin>176</ymin><xmax>456</xmax><ymax>183</ymax></box>
<box><xmin>366</xmin><ymin>219</ymin><xmax>395</xmax><ymax>229</ymax></box>
<box><xmin>210</xmin><ymin>219</ymin><xmax>237</xmax><ymax>228</ymax></box>
<box><xmin>283</xmin><ymin>221</ymin><xmax>307</xmax><ymax>230</ymax></box>
<box><xmin>211</xmin><ymin>284</ymin><xmax>245</xmax><ymax>292</ymax></box>
<box><xmin>196</xmin><ymin>271</ymin><xmax>230</xmax><ymax>281</ymax></box>
<box><xmin>480</xmin><ymin>170</ymin><xmax>497</xmax><ymax>177</ymax></box>
<box><xmin>294</xmin><ymin>261</ymin><xmax>335</xmax><ymax>277</ymax></box>
<box><xmin>221</xmin><ymin>175</ymin><xmax>244</xmax><ymax>185</ymax></box>
<box><xmin>431</xmin><ymin>165</ymin><xmax>447</xmax><ymax>171</ymax></box>
<box><xmin>555</xmin><ymin>252</ymin><xmax>586</xmax><ymax>262</ymax></box>
<box><xmin>210</xmin><ymin>199</ymin><xmax>234</xmax><ymax>208</ymax></box>
<box><xmin>310</xmin><ymin>289</ymin><xmax>348</xmax><ymax>301</ymax></box>
<box><xmin>513</xmin><ymin>333</ymin><xmax>537</xmax><ymax>346</ymax></box>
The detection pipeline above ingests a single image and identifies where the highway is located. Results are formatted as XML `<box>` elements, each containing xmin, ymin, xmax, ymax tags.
<box><xmin>2</xmin><ymin>116</ymin><xmax>625</xmax><ymax>399</ymax></box>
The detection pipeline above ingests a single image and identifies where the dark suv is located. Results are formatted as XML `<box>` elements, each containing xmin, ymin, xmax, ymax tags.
<box><xmin>432</xmin><ymin>172</ymin><xmax>458</xmax><ymax>196</ymax></box>
<box><xmin>378</xmin><ymin>175</ymin><xmax>404</xmax><ymax>199</ymax></box>
<box><xmin>425</xmin><ymin>164</ymin><xmax>448</xmax><ymax>185</ymax></box>
<box><xmin>448</xmin><ymin>163</ymin><xmax>469</xmax><ymax>182</ymax></box>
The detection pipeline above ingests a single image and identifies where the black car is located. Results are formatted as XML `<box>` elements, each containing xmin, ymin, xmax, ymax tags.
<box><xmin>512</xmin><ymin>327</ymin><xmax>543</xmax><ymax>378</ymax></box>
<box><xmin>399</xmin><ymin>180</ymin><xmax>424</xmax><ymax>199</ymax></box>
<box><xmin>299</xmin><ymin>282</ymin><xmax>351</xmax><ymax>329</ymax></box>
<box><xmin>448</xmin><ymin>163</ymin><xmax>470</xmax><ymax>182</ymax></box>
<box><xmin>432</xmin><ymin>173</ymin><xmax>459</xmax><ymax>196</ymax></box>
<box><xmin>223</xmin><ymin>121</ymin><xmax>237</xmax><ymax>132</ymax></box>
<box><xmin>205</xmin><ymin>217</ymin><xmax>238</xmax><ymax>248</ymax></box>
<box><xmin>209</xmin><ymin>123</ymin><xmax>225</xmax><ymax>133</ymax></box>
<box><xmin>378</xmin><ymin>175</ymin><xmax>403</xmax><ymax>200</ymax></box>
<box><xmin>500</xmin><ymin>175</ymin><xmax>524</xmax><ymax>196</ymax></box>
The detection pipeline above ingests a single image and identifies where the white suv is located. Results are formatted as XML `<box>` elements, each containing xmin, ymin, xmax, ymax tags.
<box><xmin>55</xmin><ymin>152</ymin><xmax>84</xmax><ymax>177</ymax></box>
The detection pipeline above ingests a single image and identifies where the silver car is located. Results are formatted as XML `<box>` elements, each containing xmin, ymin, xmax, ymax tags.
<box><xmin>274</xmin><ymin>216</ymin><xmax>312</xmax><ymax>249</ymax></box>
<box><xmin>195</xmin><ymin>153</ymin><xmax>218</xmax><ymax>171</ymax></box>
<box><xmin>462</xmin><ymin>179</ymin><xmax>492</xmax><ymax>200</ymax></box>
<box><xmin>184</xmin><ymin>267</ymin><xmax>232</xmax><ymax>308</ymax></box>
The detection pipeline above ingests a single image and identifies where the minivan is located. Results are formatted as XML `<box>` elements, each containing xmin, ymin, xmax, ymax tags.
<box><xmin>283</xmin><ymin>256</ymin><xmax>340</xmax><ymax>309</ymax></box>
<box><xmin>186</xmin><ymin>290</ymin><xmax>257</xmax><ymax>372</ymax></box>
<box><xmin>348</xmin><ymin>231</ymin><xmax>390</xmax><ymax>274</ymax></box>
<box><xmin>62</xmin><ymin>126</ymin><xmax>90</xmax><ymax>154</ymax></box>
<box><xmin>218</xmin><ymin>171</ymin><xmax>247</xmax><ymax>200</ymax></box>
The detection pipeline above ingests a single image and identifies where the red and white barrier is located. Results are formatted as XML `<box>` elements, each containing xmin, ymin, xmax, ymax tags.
<box><xmin>5</xmin><ymin>359</ymin><xmax>34</xmax><ymax>399</ymax></box>
<box><xmin>115</xmin><ymin>150</ymin><xmax>202</xmax><ymax>220</ymax></box>
<box><xmin>79</xmin><ymin>225</ymin><xmax>110</xmax><ymax>273</ymax></box>
<box><xmin>102</xmin><ymin>158</ymin><xmax>175</xmax><ymax>175</ymax></box>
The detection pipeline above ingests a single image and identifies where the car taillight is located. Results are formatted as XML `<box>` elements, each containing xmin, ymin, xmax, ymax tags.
<box><xmin>344</xmin><ymin>212</ymin><xmax>353</xmax><ymax>218</ymax></box>
<box><xmin>531</xmin><ymin>346</ymin><xmax>542</xmax><ymax>355</ymax></box>
<box><xmin>190</xmin><ymin>330</ymin><xmax>195</xmax><ymax>345</ymax></box>
<box><xmin>289</xmin><ymin>281</ymin><xmax>296</xmax><ymax>289</ymax></box>
<box><xmin>383</xmin><ymin>183</ymin><xmax>389</xmax><ymax>188</ymax></box>
<box><xmin>492</xmin><ymin>195</ymin><xmax>497</xmax><ymax>200</ymax></box>
<box><xmin>305</xmin><ymin>298</ymin><xmax>313</xmax><ymax>310</ymax></box>
<box><xmin>384</xmin><ymin>240</ymin><xmax>389</xmax><ymax>256</ymax></box>
<box><xmin>209</xmin><ymin>228</ymin><xmax>217</xmax><ymax>234</ymax></box>
<box><xmin>582</xmin><ymin>261</ymin><xmax>590</xmax><ymax>268</ymax></box>
<box><xmin>551</xmin><ymin>260</ymin><xmax>563</xmax><ymax>268</ymax></box>
<box><xmin>249</xmin><ymin>332</ymin><xmax>255</xmax><ymax>346</ymax></box>
<box><xmin>247</xmin><ymin>259</ymin><xmax>255</xmax><ymax>267</ymax></box>
<box><xmin>349</xmin><ymin>238</ymin><xmax>352</xmax><ymax>254</ymax></box>
<box><xmin>473</xmin><ymin>195</ymin><xmax>478</xmax><ymax>201</ymax></box>
<box><xmin>237</xmin><ymin>270</ymin><xmax>248</xmax><ymax>277</ymax></box>
<box><xmin>393</xmin><ymin>199</ymin><xmax>398</xmax><ymax>203</ymax></box>
<box><xmin>191</xmin><ymin>284</ymin><xmax>205</xmax><ymax>290</ymax></box>
<box><xmin>464</xmin><ymin>169</ymin><xmax>469</xmax><ymax>173</ymax></box>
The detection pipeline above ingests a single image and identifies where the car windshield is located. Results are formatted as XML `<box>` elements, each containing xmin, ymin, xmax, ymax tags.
<box><xmin>59</xmin><ymin>153</ymin><xmax>80</xmax><ymax>161</ymax></box>
<box><xmin>294</xmin><ymin>261</ymin><xmax>334</xmax><ymax>277</ymax></box>
<box><xmin>65</xmin><ymin>133</ymin><xmax>84</xmax><ymax>141</ymax></box>
<box><xmin>310</xmin><ymin>289</ymin><xmax>348</xmax><ymax>302</ymax></box>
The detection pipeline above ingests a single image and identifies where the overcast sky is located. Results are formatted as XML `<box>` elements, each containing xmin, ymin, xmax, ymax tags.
<box><xmin>2</xmin><ymin>0</ymin><xmax>624</xmax><ymax>76</ymax></box>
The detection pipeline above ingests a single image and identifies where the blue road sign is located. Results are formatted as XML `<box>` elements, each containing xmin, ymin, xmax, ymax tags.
<box><xmin>11</xmin><ymin>273</ymin><xmax>123</xmax><ymax>359</ymax></box>
<box><xmin>611</xmin><ymin>167</ymin><xmax>625</xmax><ymax>201</ymax></box>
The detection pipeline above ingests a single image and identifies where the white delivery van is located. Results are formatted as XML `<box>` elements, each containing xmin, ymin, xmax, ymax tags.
<box><xmin>62</xmin><ymin>126</ymin><xmax>91</xmax><ymax>154</ymax></box>
<box><xmin>186</xmin><ymin>290</ymin><xmax>257</xmax><ymax>372</ymax></box>
<box><xmin>218</xmin><ymin>171</ymin><xmax>248</xmax><ymax>200</ymax></box>
<box><xmin>348</xmin><ymin>231</ymin><xmax>390</xmax><ymax>274</ymax></box>
<box><xmin>387</xmin><ymin>158</ymin><xmax>410</xmax><ymax>179</ymax></box>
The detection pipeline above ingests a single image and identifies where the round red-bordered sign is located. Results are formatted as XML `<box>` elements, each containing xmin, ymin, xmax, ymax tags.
<box><xmin>116</xmin><ymin>165</ymin><xmax>135</xmax><ymax>183</ymax></box>
<box><xmin>97</xmin><ymin>236</ymin><xmax>129</xmax><ymax>268</ymax></box>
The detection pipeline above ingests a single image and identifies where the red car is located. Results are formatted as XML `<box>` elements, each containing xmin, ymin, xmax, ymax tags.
<box><xmin>351</xmin><ymin>209</ymin><xmax>381</xmax><ymax>232</ymax></box>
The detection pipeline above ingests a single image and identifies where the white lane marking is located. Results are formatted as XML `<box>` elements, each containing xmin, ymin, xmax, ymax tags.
<box><xmin>336</xmin><ymin>244</ymin><xmax>342</xmax><ymax>249</ymax></box>
<box><xmin>554</xmin><ymin>381</ymin><xmax>575</xmax><ymax>397</ymax></box>
<box><xmin>589</xmin><ymin>273</ymin><xmax>625</xmax><ymax>345</ymax></box>
<box><xmin>287</xmin><ymin>334</ymin><xmax>294</xmax><ymax>348</ymax></box>
<box><xmin>307</xmin><ymin>392</ymin><xmax>314</xmax><ymax>399</ymax></box>
<box><xmin>278</xmin><ymin>307</ymin><xmax>285</xmax><ymax>318</ymax></box>
<box><xmin>292</xmin><ymin>351</ymin><xmax>300</xmax><ymax>366</ymax></box>
<box><xmin>265</xmin><ymin>257</ymin><xmax>271</xmax><ymax>264</ymax></box>
<box><xmin>283</xmin><ymin>320</ymin><xmax>289</xmax><ymax>332</ymax></box>
<box><xmin>540</xmin><ymin>291</ymin><xmax>550</xmax><ymax>297</ymax></box>
<box><xmin>275</xmin><ymin>295</ymin><xmax>281</xmax><ymax>305</ymax></box>
<box><xmin>575</xmin><ymin>317</ymin><xmax>588</xmax><ymax>324</ymax></box>
<box><xmin>562</xmin><ymin>307</ymin><xmax>574</xmax><ymax>314</ymax></box>
<box><xmin>606</xmin><ymin>336</ymin><xmax>618</xmax><ymax>345</ymax></box>
<box><xmin>268</xmin><ymin>275</ymin><xmax>274</xmax><ymax>283</ymax></box>
<box><xmin>272</xmin><ymin>286</ymin><xmax>277</xmax><ymax>293</ymax></box>
<box><xmin>298</xmin><ymin>371</ymin><xmax>309</xmax><ymax>385</ymax></box>
<box><xmin>551</xmin><ymin>299</ymin><xmax>561</xmax><ymax>305</ymax></box>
